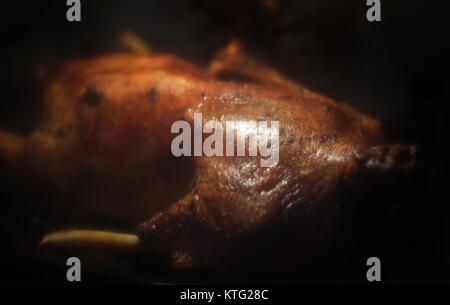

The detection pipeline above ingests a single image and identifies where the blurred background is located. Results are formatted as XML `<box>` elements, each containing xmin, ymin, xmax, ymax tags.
<box><xmin>0</xmin><ymin>0</ymin><xmax>449</xmax><ymax>284</ymax></box>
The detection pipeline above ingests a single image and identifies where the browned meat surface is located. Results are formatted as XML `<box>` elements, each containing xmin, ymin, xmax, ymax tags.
<box><xmin>0</xmin><ymin>42</ymin><xmax>416</xmax><ymax>273</ymax></box>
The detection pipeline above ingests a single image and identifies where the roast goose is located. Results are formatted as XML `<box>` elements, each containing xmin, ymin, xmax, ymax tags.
<box><xmin>0</xmin><ymin>39</ymin><xmax>416</xmax><ymax>275</ymax></box>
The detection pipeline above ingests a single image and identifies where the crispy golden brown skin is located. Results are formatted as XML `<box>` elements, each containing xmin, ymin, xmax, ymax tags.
<box><xmin>0</xmin><ymin>42</ymin><xmax>416</xmax><ymax>272</ymax></box>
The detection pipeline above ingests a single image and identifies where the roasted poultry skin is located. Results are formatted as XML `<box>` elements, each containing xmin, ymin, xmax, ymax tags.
<box><xmin>0</xmin><ymin>41</ymin><xmax>416</xmax><ymax>273</ymax></box>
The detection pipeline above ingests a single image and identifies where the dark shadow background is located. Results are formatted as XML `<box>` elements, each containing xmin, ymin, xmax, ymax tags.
<box><xmin>0</xmin><ymin>0</ymin><xmax>449</xmax><ymax>284</ymax></box>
